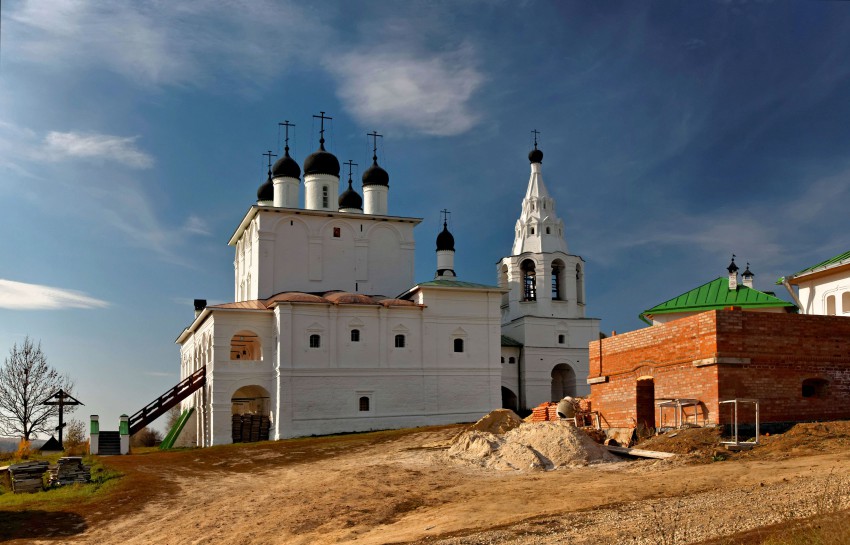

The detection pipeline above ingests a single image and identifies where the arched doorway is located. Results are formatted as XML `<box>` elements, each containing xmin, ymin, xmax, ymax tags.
<box><xmin>635</xmin><ymin>378</ymin><xmax>656</xmax><ymax>430</ymax></box>
<box><xmin>230</xmin><ymin>330</ymin><xmax>261</xmax><ymax>360</ymax></box>
<box><xmin>231</xmin><ymin>385</ymin><xmax>271</xmax><ymax>443</ymax></box>
<box><xmin>501</xmin><ymin>386</ymin><xmax>518</xmax><ymax>412</ymax></box>
<box><xmin>551</xmin><ymin>364</ymin><xmax>576</xmax><ymax>401</ymax></box>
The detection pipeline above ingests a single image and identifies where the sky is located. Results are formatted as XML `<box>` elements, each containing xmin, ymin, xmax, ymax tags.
<box><xmin>2</xmin><ymin>0</ymin><xmax>850</xmax><ymax>436</ymax></box>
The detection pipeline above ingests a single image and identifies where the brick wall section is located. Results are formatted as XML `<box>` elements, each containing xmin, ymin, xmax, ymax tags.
<box><xmin>589</xmin><ymin>309</ymin><xmax>850</xmax><ymax>429</ymax></box>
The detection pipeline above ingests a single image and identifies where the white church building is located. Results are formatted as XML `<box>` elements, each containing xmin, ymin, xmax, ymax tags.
<box><xmin>175</xmin><ymin>119</ymin><xmax>597</xmax><ymax>446</ymax></box>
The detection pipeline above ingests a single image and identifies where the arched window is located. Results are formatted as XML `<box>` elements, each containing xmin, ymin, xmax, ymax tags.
<box><xmin>826</xmin><ymin>295</ymin><xmax>836</xmax><ymax>315</ymax></box>
<box><xmin>551</xmin><ymin>260</ymin><xmax>565</xmax><ymax>301</ymax></box>
<box><xmin>843</xmin><ymin>292</ymin><xmax>850</xmax><ymax>314</ymax></box>
<box><xmin>530</xmin><ymin>227</ymin><xmax>535</xmax><ymax>235</ymax></box>
<box><xmin>351</xmin><ymin>329</ymin><xmax>360</xmax><ymax>342</ymax></box>
<box><xmin>802</xmin><ymin>378</ymin><xmax>829</xmax><ymax>398</ymax></box>
<box><xmin>230</xmin><ymin>331</ymin><xmax>261</xmax><ymax>360</ymax></box>
<box><xmin>508</xmin><ymin>357</ymin><xmax>516</xmax><ymax>364</ymax></box>
<box><xmin>394</xmin><ymin>334</ymin><xmax>406</xmax><ymax>348</ymax></box>
<box><xmin>521</xmin><ymin>259</ymin><xmax>537</xmax><ymax>301</ymax></box>
<box><xmin>576</xmin><ymin>264</ymin><xmax>584</xmax><ymax>304</ymax></box>
<box><xmin>359</xmin><ymin>396</ymin><xmax>370</xmax><ymax>411</ymax></box>
<box><xmin>454</xmin><ymin>338</ymin><xmax>464</xmax><ymax>353</ymax></box>
<box><xmin>309</xmin><ymin>334</ymin><xmax>321</xmax><ymax>348</ymax></box>
<box><xmin>322</xmin><ymin>185</ymin><xmax>329</xmax><ymax>208</ymax></box>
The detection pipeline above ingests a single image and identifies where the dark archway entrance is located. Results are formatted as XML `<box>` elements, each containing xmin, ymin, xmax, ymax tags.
<box><xmin>231</xmin><ymin>385</ymin><xmax>271</xmax><ymax>443</ymax></box>
<box><xmin>501</xmin><ymin>386</ymin><xmax>518</xmax><ymax>412</ymax></box>
<box><xmin>635</xmin><ymin>378</ymin><xmax>656</xmax><ymax>430</ymax></box>
<box><xmin>551</xmin><ymin>364</ymin><xmax>576</xmax><ymax>401</ymax></box>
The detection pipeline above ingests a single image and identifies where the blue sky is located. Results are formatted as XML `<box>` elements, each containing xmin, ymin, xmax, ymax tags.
<box><xmin>2</xmin><ymin>0</ymin><xmax>850</xmax><ymax>435</ymax></box>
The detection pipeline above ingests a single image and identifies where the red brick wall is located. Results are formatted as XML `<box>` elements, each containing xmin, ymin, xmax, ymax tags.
<box><xmin>589</xmin><ymin>309</ymin><xmax>850</xmax><ymax>428</ymax></box>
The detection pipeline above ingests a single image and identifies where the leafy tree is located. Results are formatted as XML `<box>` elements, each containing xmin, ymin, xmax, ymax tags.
<box><xmin>0</xmin><ymin>336</ymin><xmax>74</xmax><ymax>440</ymax></box>
<box><xmin>65</xmin><ymin>418</ymin><xmax>87</xmax><ymax>447</ymax></box>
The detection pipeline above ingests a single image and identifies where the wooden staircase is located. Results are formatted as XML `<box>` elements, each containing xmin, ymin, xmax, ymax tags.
<box><xmin>128</xmin><ymin>367</ymin><xmax>206</xmax><ymax>435</ymax></box>
<box><xmin>98</xmin><ymin>431</ymin><xmax>121</xmax><ymax>455</ymax></box>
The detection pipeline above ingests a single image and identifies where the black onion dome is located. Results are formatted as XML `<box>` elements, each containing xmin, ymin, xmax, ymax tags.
<box><xmin>338</xmin><ymin>180</ymin><xmax>363</xmax><ymax>210</ymax></box>
<box><xmin>436</xmin><ymin>222</ymin><xmax>455</xmax><ymax>251</ymax></box>
<box><xmin>742</xmin><ymin>263</ymin><xmax>754</xmax><ymax>278</ymax></box>
<box><xmin>304</xmin><ymin>141</ymin><xmax>340</xmax><ymax>176</ymax></box>
<box><xmin>529</xmin><ymin>147</ymin><xmax>543</xmax><ymax>163</ymax></box>
<box><xmin>272</xmin><ymin>147</ymin><xmax>301</xmax><ymax>179</ymax></box>
<box><xmin>362</xmin><ymin>156</ymin><xmax>389</xmax><ymax>187</ymax></box>
<box><xmin>257</xmin><ymin>172</ymin><xmax>274</xmax><ymax>202</ymax></box>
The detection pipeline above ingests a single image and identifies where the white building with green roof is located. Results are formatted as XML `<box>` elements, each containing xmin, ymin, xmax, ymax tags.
<box><xmin>780</xmin><ymin>250</ymin><xmax>850</xmax><ymax>316</ymax></box>
<box><xmin>641</xmin><ymin>259</ymin><xmax>797</xmax><ymax>325</ymax></box>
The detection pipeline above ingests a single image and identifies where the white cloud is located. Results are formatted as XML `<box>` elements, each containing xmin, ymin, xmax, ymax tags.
<box><xmin>44</xmin><ymin>132</ymin><xmax>154</xmax><ymax>168</ymax></box>
<box><xmin>183</xmin><ymin>215</ymin><xmax>211</xmax><ymax>236</ymax></box>
<box><xmin>326</xmin><ymin>47</ymin><xmax>484</xmax><ymax>136</ymax></box>
<box><xmin>0</xmin><ymin>279</ymin><xmax>110</xmax><ymax>310</ymax></box>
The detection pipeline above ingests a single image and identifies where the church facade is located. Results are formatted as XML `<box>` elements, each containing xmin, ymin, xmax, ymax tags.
<box><xmin>175</xmin><ymin>120</ymin><xmax>596</xmax><ymax>446</ymax></box>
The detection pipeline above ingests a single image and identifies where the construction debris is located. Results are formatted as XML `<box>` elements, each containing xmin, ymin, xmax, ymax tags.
<box><xmin>8</xmin><ymin>461</ymin><xmax>48</xmax><ymax>493</ymax></box>
<box><xmin>605</xmin><ymin>445</ymin><xmax>676</xmax><ymax>459</ymax></box>
<box><xmin>48</xmin><ymin>457</ymin><xmax>91</xmax><ymax>486</ymax></box>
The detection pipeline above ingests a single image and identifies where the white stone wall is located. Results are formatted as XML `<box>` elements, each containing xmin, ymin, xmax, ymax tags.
<box><xmin>233</xmin><ymin>209</ymin><xmax>418</xmax><ymax>300</ymax></box>
<box><xmin>795</xmin><ymin>269</ymin><xmax>850</xmax><ymax>316</ymax></box>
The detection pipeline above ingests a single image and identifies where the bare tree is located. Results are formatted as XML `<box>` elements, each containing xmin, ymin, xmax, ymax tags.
<box><xmin>0</xmin><ymin>337</ymin><xmax>74</xmax><ymax>440</ymax></box>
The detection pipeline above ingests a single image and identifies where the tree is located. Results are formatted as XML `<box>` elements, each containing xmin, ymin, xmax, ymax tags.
<box><xmin>131</xmin><ymin>427</ymin><xmax>162</xmax><ymax>447</ymax></box>
<box><xmin>65</xmin><ymin>418</ymin><xmax>87</xmax><ymax>447</ymax></box>
<box><xmin>0</xmin><ymin>337</ymin><xmax>75</xmax><ymax>440</ymax></box>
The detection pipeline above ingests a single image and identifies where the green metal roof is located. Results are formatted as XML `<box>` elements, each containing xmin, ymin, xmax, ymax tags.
<box><xmin>501</xmin><ymin>335</ymin><xmax>523</xmax><ymax>347</ymax></box>
<box><xmin>640</xmin><ymin>277</ymin><xmax>797</xmax><ymax>324</ymax></box>
<box><xmin>415</xmin><ymin>279</ymin><xmax>500</xmax><ymax>289</ymax></box>
<box><xmin>787</xmin><ymin>250</ymin><xmax>850</xmax><ymax>278</ymax></box>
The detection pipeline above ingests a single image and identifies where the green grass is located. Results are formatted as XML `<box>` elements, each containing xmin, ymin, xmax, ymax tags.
<box><xmin>0</xmin><ymin>455</ymin><xmax>122</xmax><ymax>510</ymax></box>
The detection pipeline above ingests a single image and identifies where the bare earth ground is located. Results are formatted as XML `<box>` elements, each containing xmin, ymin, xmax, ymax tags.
<box><xmin>3</xmin><ymin>422</ymin><xmax>850</xmax><ymax>545</ymax></box>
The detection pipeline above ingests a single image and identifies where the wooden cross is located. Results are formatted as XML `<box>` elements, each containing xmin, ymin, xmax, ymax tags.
<box><xmin>367</xmin><ymin>130</ymin><xmax>383</xmax><ymax>160</ymax></box>
<box><xmin>41</xmin><ymin>389</ymin><xmax>84</xmax><ymax>448</ymax></box>
<box><xmin>440</xmin><ymin>208</ymin><xmax>451</xmax><ymax>227</ymax></box>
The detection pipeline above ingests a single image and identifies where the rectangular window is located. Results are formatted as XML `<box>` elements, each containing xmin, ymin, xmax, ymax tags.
<box><xmin>333</xmin><ymin>227</ymin><xmax>341</xmax><ymax>238</ymax></box>
<box><xmin>309</xmin><ymin>334</ymin><xmax>321</xmax><ymax>348</ymax></box>
<box><xmin>322</xmin><ymin>186</ymin><xmax>329</xmax><ymax>208</ymax></box>
<box><xmin>351</xmin><ymin>329</ymin><xmax>360</xmax><ymax>342</ymax></box>
<box><xmin>394</xmin><ymin>334</ymin><xmax>406</xmax><ymax>348</ymax></box>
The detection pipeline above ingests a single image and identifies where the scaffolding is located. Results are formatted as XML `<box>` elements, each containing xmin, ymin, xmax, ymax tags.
<box><xmin>656</xmin><ymin>398</ymin><xmax>701</xmax><ymax>429</ymax></box>
<box><xmin>719</xmin><ymin>398</ymin><xmax>760</xmax><ymax>449</ymax></box>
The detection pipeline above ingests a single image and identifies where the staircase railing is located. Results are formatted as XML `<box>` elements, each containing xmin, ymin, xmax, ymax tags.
<box><xmin>128</xmin><ymin>367</ymin><xmax>206</xmax><ymax>435</ymax></box>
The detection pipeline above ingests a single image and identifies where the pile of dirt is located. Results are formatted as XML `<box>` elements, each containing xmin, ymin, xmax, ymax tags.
<box><xmin>447</xmin><ymin>420</ymin><xmax>619</xmax><ymax>471</ymax></box>
<box><xmin>739</xmin><ymin>421</ymin><xmax>850</xmax><ymax>459</ymax></box>
<box><xmin>465</xmin><ymin>409</ymin><xmax>524</xmax><ymax>435</ymax></box>
<box><xmin>635</xmin><ymin>426</ymin><xmax>723</xmax><ymax>462</ymax></box>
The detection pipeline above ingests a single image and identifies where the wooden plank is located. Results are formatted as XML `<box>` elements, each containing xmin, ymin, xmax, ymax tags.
<box><xmin>605</xmin><ymin>445</ymin><xmax>676</xmax><ymax>459</ymax></box>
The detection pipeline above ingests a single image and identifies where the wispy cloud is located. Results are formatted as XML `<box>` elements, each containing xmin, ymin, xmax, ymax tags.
<box><xmin>182</xmin><ymin>215</ymin><xmax>211</xmax><ymax>236</ymax></box>
<box><xmin>325</xmin><ymin>46</ymin><xmax>484</xmax><ymax>136</ymax></box>
<box><xmin>44</xmin><ymin>132</ymin><xmax>154</xmax><ymax>168</ymax></box>
<box><xmin>0</xmin><ymin>279</ymin><xmax>110</xmax><ymax>310</ymax></box>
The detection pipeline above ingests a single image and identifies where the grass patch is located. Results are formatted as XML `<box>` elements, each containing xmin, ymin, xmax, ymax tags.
<box><xmin>0</xmin><ymin>455</ymin><xmax>122</xmax><ymax>510</ymax></box>
<box><xmin>757</xmin><ymin>511</ymin><xmax>850</xmax><ymax>545</ymax></box>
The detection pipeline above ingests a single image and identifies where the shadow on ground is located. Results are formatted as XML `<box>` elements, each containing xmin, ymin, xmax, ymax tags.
<box><xmin>0</xmin><ymin>510</ymin><xmax>87</xmax><ymax>541</ymax></box>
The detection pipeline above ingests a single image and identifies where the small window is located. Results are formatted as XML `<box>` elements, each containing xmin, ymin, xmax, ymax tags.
<box><xmin>509</xmin><ymin>357</ymin><xmax>516</xmax><ymax>364</ymax></box>
<box><xmin>546</xmin><ymin>227</ymin><xmax>550</xmax><ymax>234</ymax></box>
<box><xmin>394</xmin><ymin>334</ymin><xmax>405</xmax><ymax>348</ymax></box>
<box><xmin>802</xmin><ymin>378</ymin><xmax>828</xmax><ymax>398</ymax></box>
<box><xmin>826</xmin><ymin>295</ymin><xmax>836</xmax><ymax>315</ymax></box>
<box><xmin>351</xmin><ymin>329</ymin><xmax>360</xmax><ymax>342</ymax></box>
<box><xmin>558</xmin><ymin>334</ymin><xmax>565</xmax><ymax>344</ymax></box>
<box><xmin>454</xmin><ymin>338</ymin><xmax>464</xmax><ymax>353</ymax></box>
<box><xmin>322</xmin><ymin>185</ymin><xmax>329</xmax><ymax>208</ymax></box>
<box><xmin>501</xmin><ymin>357</ymin><xmax>505</xmax><ymax>363</ymax></box>
<box><xmin>359</xmin><ymin>396</ymin><xmax>370</xmax><ymax>412</ymax></box>
<box><xmin>333</xmin><ymin>227</ymin><xmax>341</xmax><ymax>238</ymax></box>
<box><xmin>530</xmin><ymin>227</ymin><xmax>535</xmax><ymax>235</ymax></box>
<box><xmin>309</xmin><ymin>334</ymin><xmax>321</xmax><ymax>348</ymax></box>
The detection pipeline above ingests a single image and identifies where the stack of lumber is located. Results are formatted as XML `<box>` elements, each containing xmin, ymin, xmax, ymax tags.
<box><xmin>231</xmin><ymin>414</ymin><xmax>271</xmax><ymax>443</ymax></box>
<box><xmin>48</xmin><ymin>457</ymin><xmax>91</xmax><ymax>486</ymax></box>
<box><xmin>9</xmin><ymin>461</ymin><xmax>48</xmax><ymax>493</ymax></box>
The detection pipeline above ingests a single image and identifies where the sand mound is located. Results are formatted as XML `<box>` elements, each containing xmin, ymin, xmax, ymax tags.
<box><xmin>447</xmin><ymin>421</ymin><xmax>619</xmax><ymax>471</ymax></box>
<box><xmin>466</xmin><ymin>409</ymin><xmax>524</xmax><ymax>435</ymax></box>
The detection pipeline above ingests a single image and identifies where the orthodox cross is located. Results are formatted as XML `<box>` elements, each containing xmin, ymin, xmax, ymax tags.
<box><xmin>278</xmin><ymin>120</ymin><xmax>295</xmax><ymax>153</ymax></box>
<box><xmin>367</xmin><ymin>130</ymin><xmax>383</xmax><ymax>161</ymax></box>
<box><xmin>531</xmin><ymin>129</ymin><xmax>541</xmax><ymax>149</ymax></box>
<box><xmin>41</xmin><ymin>389</ymin><xmax>84</xmax><ymax>448</ymax></box>
<box><xmin>313</xmin><ymin>111</ymin><xmax>332</xmax><ymax>145</ymax></box>
<box><xmin>344</xmin><ymin>159</ymin><xmax>358</xmax><ymax>184</ymax></box>
<box><xmin>440</xmin><ymin>208</ymin><xmax>451</xmax><ymax>227</ymax></box>
<box><xmin>262</xmin><ymin>150</ymin><xmax>276</xmax><ymax>174</ymax></box>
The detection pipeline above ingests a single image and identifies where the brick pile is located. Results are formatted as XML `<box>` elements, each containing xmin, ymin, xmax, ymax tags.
<box><xmin>530</xmin><ymin>402</ymin><xmax>558</xmax><ymax>422</ymax></box>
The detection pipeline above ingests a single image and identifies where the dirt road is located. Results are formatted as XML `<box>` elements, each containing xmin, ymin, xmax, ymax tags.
<box><xmin>12</xmin><ymin>424</ymin><xmax>850</xmax><ymax>545</ymax></box>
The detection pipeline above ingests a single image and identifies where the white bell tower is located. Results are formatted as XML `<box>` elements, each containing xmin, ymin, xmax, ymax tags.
<box><xmin>498</xmin><ymin>132</ymin><xmax>600</xmax><ymax>411</ymax></box>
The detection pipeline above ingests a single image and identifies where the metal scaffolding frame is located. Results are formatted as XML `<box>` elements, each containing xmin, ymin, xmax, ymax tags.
<box><xmin>719</xmin><ymin>398</ymin><xmax>760</xmax><ymax>449</ymax></box>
